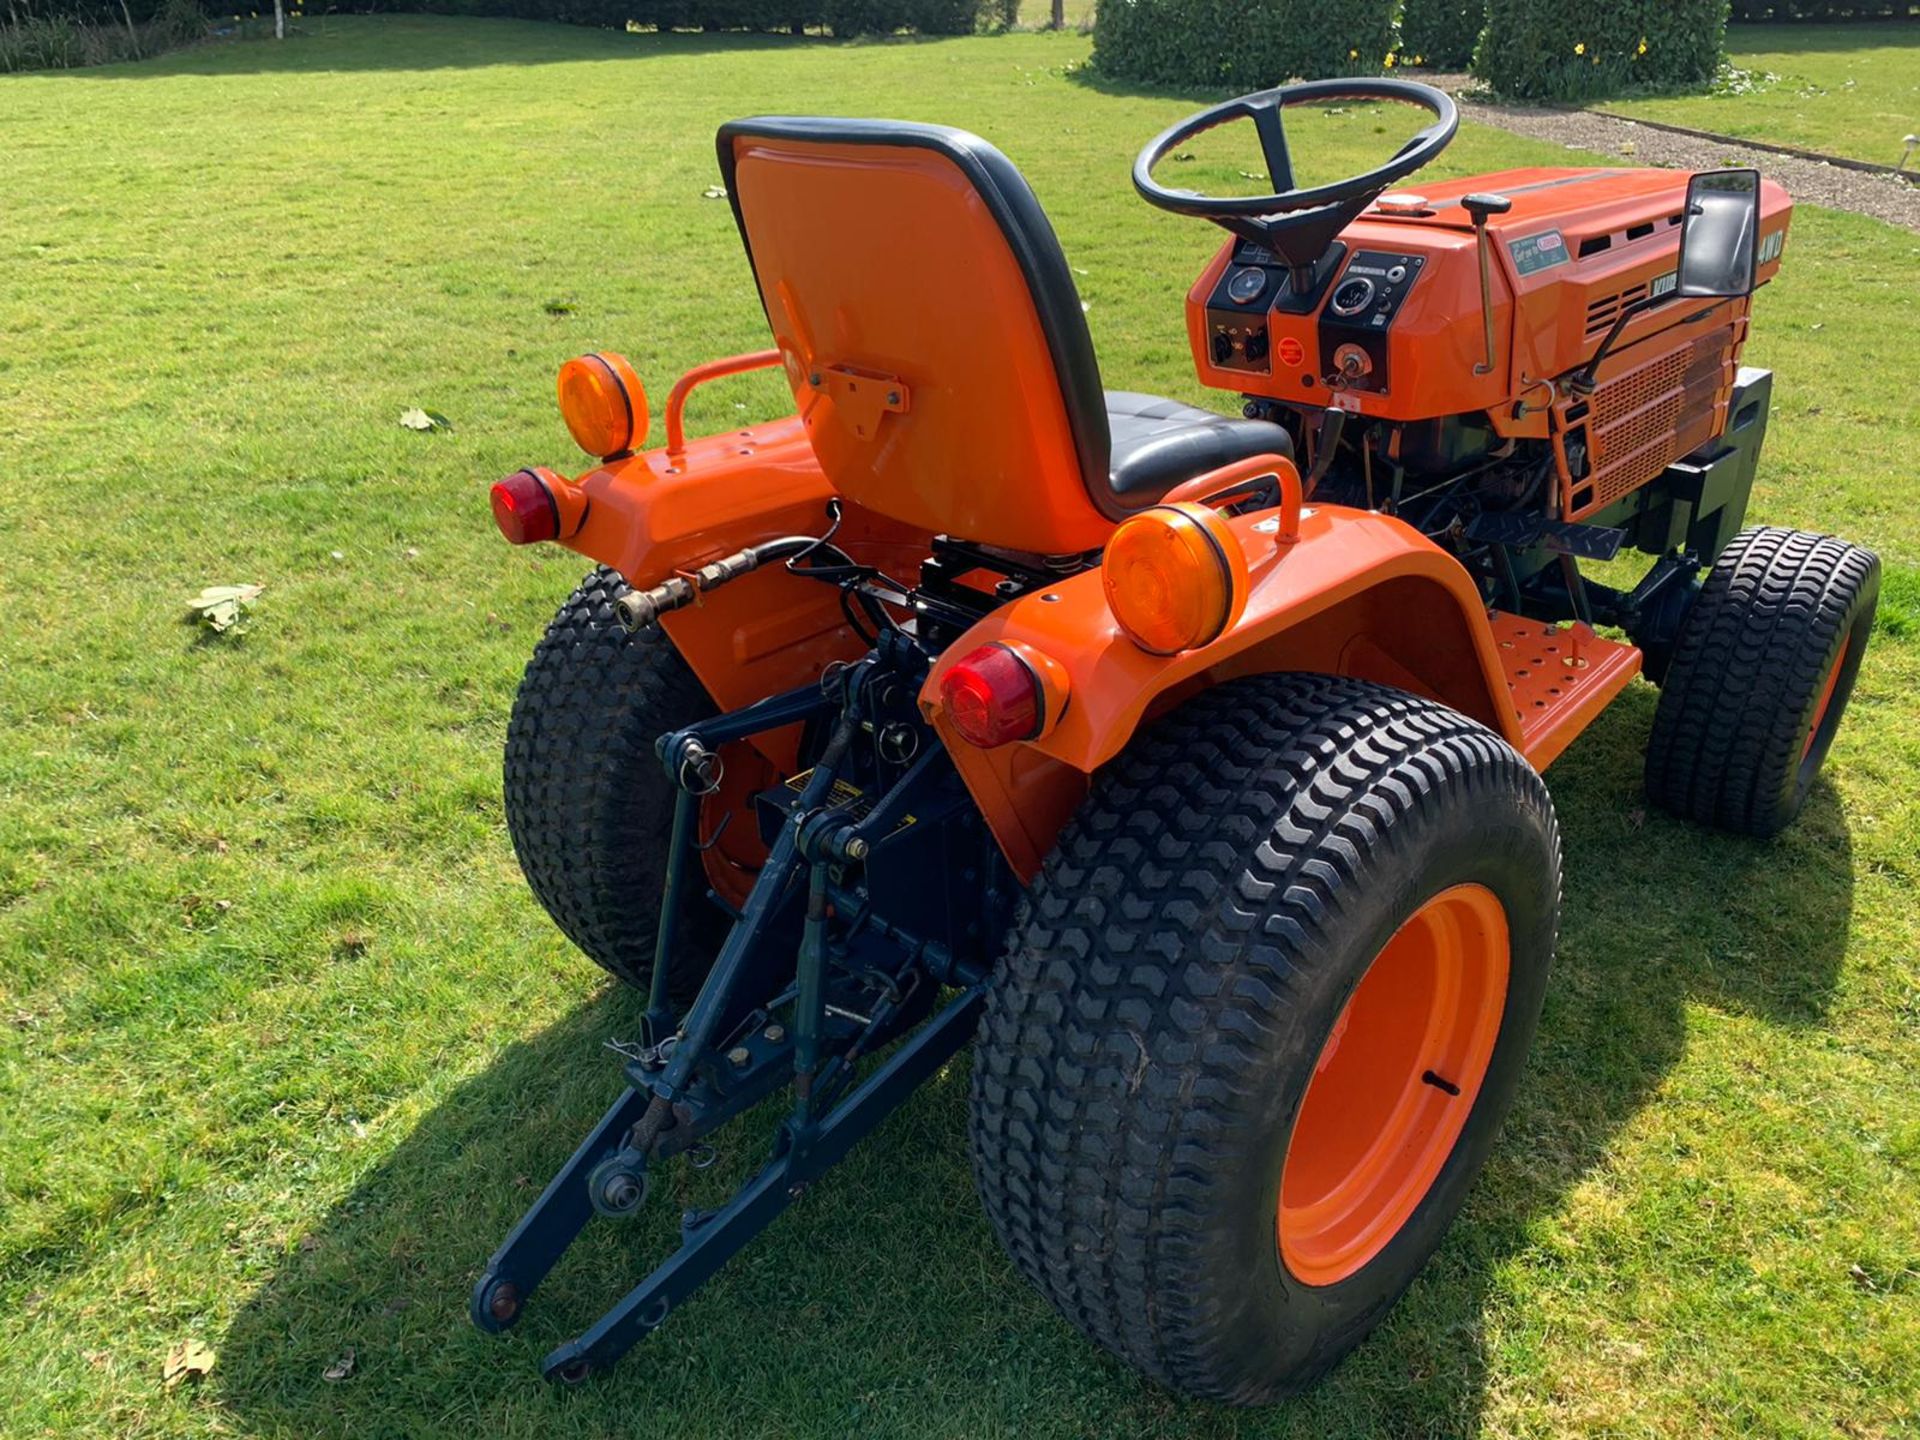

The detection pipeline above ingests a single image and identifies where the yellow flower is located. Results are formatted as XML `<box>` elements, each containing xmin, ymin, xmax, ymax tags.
<box><xmin>1637</xmin><ymin>38</ymin><xmax>1648</xmax><ymax>55</ymax></box>
<box><xmin>1384</xmin><ymin>52</ymin><xmax>1396</xmax><ymax>67</ymax></box>
<box><xmin>1348</xmin><ymin>48</ymin><xmax>1358</xmax><ymax>59</ymax></box>
<box><xmin>1574</xmin><ymin>41</ymin><xmax>1585</xmax><ymax>55</ymax></box>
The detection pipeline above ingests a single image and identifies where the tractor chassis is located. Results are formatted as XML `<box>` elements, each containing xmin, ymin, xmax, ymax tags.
<box><xmin>469</xmin><ymin>632</ymin><xmax>1004</xmax><ymax>1383</ymax></box>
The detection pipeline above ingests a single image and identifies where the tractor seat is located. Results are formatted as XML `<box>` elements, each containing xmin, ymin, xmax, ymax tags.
<box><xmin>717</xmin><ymin>117</ymin><xmax>1296</xmax><ymax>555</ymax></box>
<box><xmin>1104</xmin><ymin>391</ymin><xmax>1292</xmax><ymax>507</ymax></box>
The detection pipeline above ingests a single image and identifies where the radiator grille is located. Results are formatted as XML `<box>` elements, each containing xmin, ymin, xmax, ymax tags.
<box><xmin>1575</xmin><ymin>325</ymin><xmax>1734</xmax><ymax>515</ymax></box>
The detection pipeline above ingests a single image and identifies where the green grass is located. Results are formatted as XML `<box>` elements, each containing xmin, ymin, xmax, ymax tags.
<box><xmin>1602</xmin><ymin>21</ymin><xmax>1920</xmax><ymax>169</ymax></box>
<box><xmin>2</xmin><ymin>15</ymin><xmax>1919</xmax><ymax>1438</ymax></box>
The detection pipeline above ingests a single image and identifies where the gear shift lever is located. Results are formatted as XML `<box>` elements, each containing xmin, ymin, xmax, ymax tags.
<box><xmin>1463</xmin><ymin>193</ymin><xmax>1512</xmax><ymax>376</ymax></box>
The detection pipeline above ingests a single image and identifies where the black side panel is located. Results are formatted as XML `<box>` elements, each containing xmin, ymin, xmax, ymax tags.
<box><xmin>715</xmin><ymin>117</ymin><xmax>1112</xmax><ymax>510</ymax></box>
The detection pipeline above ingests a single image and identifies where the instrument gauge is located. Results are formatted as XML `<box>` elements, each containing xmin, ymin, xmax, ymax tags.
<box><xmin>1226</xmin><ymin>267</ymin><xmax>1268</xmax><ymax>305</ymax></box>
<box><xmin>1329</xmin><ymin>277</ymin><xmax>1376</xmax><ymax>317</ymax></box>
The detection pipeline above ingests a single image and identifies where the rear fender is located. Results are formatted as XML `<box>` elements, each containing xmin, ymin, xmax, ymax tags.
<box><xmin>544</xmin><ymin>416</ymin><xmax>928</xmax><ymax>789</ymax></box>
<box><xmin>550</xmin><ymin>416</ymin><xmax>929</xmax><ymax>724</ymax></box>
<box><xmin>920</xmin><ymin>504</ymin><xmax>1520</xmax><ymax>879</ymax></box>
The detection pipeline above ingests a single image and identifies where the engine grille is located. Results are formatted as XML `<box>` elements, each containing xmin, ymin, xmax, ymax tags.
<box><xmin>1572</xmin><ymin>323</ymin><xmax>1735</xmax><ymax>517</ymax></box>
<box><xmin>1584</xmin><ymin>282</ymin><xmax>1650</xmax><ymax>336</ymax></box>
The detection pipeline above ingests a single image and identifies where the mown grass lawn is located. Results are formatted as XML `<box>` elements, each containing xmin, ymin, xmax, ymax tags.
<box><xmin>2</xmin><ymin>15</ymin><xmax>1918</xmax><ymax>1439</ymax></box>
<box><xmin>1602</xmin><ymin>20</ymin><xmax>1920</xmax><ymax>169</ymax></box>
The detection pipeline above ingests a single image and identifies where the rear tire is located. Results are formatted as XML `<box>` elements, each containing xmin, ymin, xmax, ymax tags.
<box><xmin>968</xmin><ymin>674</ymin><xmax>1561</xmax><ymax>1404</ymax></box>
<box><xmin>503</xmin><ymin>568</ymin><xmax>730</xmax><ymax>995</ymax></box>
<box><xmin>1645</xmin><ymin>526</ymin><xmax>1878</xmax><ymax>837</ymax></box>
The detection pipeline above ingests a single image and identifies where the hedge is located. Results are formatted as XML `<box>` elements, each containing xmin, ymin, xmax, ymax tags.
<box><xmin>1474</xmin><ymin>0</ymin><xmax>1727</xmax><ymax>101</ymax></box>
<box><xmin>1399</xmin><ymin>0</ymin><xmax>1484</xmax><ymax>69</ymax></box>
<box><xmin>1092</xmin><ymin>0</ymin><xmax>1395</xmax><ymax>89</ymax></box>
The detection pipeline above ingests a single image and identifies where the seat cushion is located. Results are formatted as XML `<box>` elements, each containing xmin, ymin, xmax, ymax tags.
<box><xmin>1105</xmin><ymin>391</ymin><xmax>1295</xmax><ymax>508</ymax></box>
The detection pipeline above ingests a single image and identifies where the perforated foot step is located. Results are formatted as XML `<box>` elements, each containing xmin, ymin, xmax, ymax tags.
<box><xmin>1489</xmin><ymin>611</ymin><xmax>1643</xmax><ymax>769</ymax></box>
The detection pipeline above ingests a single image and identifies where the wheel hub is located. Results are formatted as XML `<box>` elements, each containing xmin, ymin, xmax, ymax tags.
<box><xmin>1277</xmin><ymin>883</ymin><xmax>1510</xmax><ymax>1287</ymax></box>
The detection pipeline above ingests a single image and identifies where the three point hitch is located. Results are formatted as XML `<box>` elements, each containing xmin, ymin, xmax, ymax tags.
<box><xmin>469</xmin><ymin>636</ymin><xmax>1003</xmax><ymax>1383</ymax></box>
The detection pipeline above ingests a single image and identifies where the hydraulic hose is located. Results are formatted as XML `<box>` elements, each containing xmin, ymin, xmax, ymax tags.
<box><xmin>612</xmin><ymin>535</ymin><xmax>821</xmax><ymax>632</ymax></box>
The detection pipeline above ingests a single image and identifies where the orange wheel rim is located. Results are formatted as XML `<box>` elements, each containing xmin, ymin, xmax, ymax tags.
<box><xmin>1277</xmin><ymin>883</ymin><xmax>1510</xmax><ymax>1287</ymax></box>
<box><xmin>1803</xmin><ymin>637</ymin><xmax>1850</xmax><ymax>761</ymax></box>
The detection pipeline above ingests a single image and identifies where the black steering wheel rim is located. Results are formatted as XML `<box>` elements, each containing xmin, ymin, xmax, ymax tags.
<box><xmin>1132</xmin><ymin>77</ymin><xmax>1459</xmax><ymax>222</ymax></box>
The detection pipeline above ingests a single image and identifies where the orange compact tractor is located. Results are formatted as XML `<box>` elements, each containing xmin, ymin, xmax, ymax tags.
<box><xmin>472</xmin><ymin>83</ymin><xmax>1879</xmax><ymax>1401</ymax></box>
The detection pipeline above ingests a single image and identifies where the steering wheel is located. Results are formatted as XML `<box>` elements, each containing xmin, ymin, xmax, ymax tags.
<box><xmin>1133</xmin><ymin>78</ymin><xmax>1458</xmax><ymax>285</ymax></box>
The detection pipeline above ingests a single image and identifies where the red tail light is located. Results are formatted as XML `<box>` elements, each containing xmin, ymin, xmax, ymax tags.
<box><xmin>939</xmin><ymin>643</ymin><xmax>1042</xmax><ymax>749</ymax></box>
<box><xmin>490</xmin><ymin>468</ymin><xmax>559</xmax><ymax>545</ymax></box>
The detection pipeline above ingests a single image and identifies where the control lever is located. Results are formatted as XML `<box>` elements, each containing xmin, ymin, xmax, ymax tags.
<box><xmin>1462</xmin><ymin>193</ymin><xmax>1512</xmax><ymax>376</ymax></box>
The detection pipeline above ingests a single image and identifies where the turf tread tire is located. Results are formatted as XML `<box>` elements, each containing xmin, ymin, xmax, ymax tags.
<box><xmin>1644</xmin><ymin>525</ymin><xmax>1878</xmax><ymax>837</ymax></box>
<box><xmin>968</xmin><ymin>673</ymin><xmax>1561</xmax><ymax>1404</ymax></box>
<box><xmin>503</xmin><ymin>567</ymin><xmax>727</xmax><ymax>993</ymax></box>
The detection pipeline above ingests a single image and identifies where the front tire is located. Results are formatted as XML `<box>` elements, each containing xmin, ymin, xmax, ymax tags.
<box><xmin>1645</xmin><ymin>526</ymin><xmax>1878</xmax><ymax>837</ymax></box>
<box><xmin>969</xmin><ymin>674</ymin><xmax>1561</xmax><ymax>1404</ymax></box>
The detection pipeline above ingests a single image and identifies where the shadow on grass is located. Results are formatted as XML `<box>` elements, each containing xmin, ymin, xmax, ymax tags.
<box><xmin>215</xmin><ymin>686</ymin><xmax>1854</xmax><ymax>1439</ymax></box>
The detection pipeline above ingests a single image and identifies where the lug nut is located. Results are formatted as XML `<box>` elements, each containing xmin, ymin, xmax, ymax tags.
<box><xmin>763</xmin><ymin>1024</ymin><xmax>786</xmax><ymax>1043</ymax></box>
<box><xmin>728</xmin><ymin>1045</ymin><xmax>752</xmax><ymax>1068</ymax></box>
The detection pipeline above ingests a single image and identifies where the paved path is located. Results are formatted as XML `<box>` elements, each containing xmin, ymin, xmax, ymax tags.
<box><xmin>1418</xmin><ymin>74</ymin><xmax>1920</xmax><ymax>232</ymax></box>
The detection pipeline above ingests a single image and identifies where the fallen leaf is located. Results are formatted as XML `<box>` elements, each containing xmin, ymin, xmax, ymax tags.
<box><xmin>702</xmin><ymin>184</ymin><xmax>728</xmax><ymax>199</ymax></box>
<box><xmin>163</xmin><ymin>1338</ymin><xmax>216</xmax><ymax>1388</ymax></box>
<box><xmin>186</xmin><ymin>583</ymin><xmax>265</xmax><ymax>635</ymax></box>
<box><xmin>399</xmin><ymin>408</ymin><xmax>452</xmax><ymax>433</ymax></box>
<box><xmin>322</xmin><ymin>1347</ymin><xmax>355</xmax><ymax>1383</ymax></box>
<box><xmin>542</xmin><ymin>298</ymin><xmax>576</xmax><ymax>316</ymax></box>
